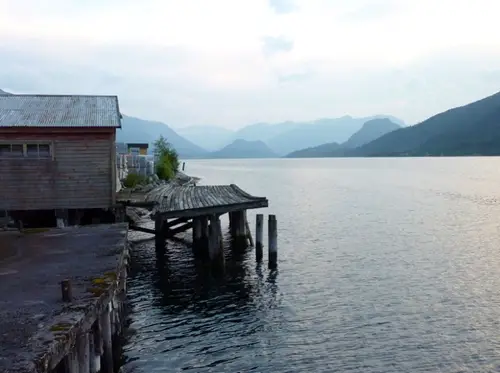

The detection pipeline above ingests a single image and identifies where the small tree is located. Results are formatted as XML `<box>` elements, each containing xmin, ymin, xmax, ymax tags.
<box><xmin>153</xmin><ymin>135</ymin><xmax>179</xmax><ymax>181</ymax></box>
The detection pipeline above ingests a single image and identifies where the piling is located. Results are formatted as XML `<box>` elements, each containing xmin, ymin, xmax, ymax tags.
<box><xmin>77</xmin><ymin>332</ymin><xmax>90</xmax><ymax>373</ymax></box>
<box><xmin>268</xmin><ymin>214</ymin><xmax>278</xmax><ymax>269</ymax></box>
<box><xmin>100</xmin><ymin>305</ymin><xmax>114</xmax><ymax>373</ymax></box>
<box><xmin>229</xmin><ymin>210</ymin><xmax>247</xmax><ymax>246</ymax></box>
<box><xmin>245</xmin><ymin>211</ymin><xmax>254</xmax><ymax>247</ymax></box>
<box><xmin>192</xmin><ymin>217</ymin><xmax>202</xmax><ymax>253</ymax></box>
<box><xmin>154</xmin><ymin>216</ymin><xmax>165</xmax><ymax>255</ymax></box>
<box><xmin>208</xmin><ymin>214</ymin><xmax>224</xmax><ymax>269</ymax></box>
<box><xmin>255</xmin><ymin>214</ymin><xmax>264</xmax><ymax>262</ymax></box>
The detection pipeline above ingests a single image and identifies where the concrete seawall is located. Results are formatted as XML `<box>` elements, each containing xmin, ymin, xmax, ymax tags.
<box><xmin>0</xmin><ymin>224</ymin><xmax>129</xmax><ymax>373</ymax></box>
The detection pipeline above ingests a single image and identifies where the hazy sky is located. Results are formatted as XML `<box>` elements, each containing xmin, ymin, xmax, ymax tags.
<box><xmin>1</xmin><ymin>0</ymin><xmax>500</xmax><ymax>129</ymax></box>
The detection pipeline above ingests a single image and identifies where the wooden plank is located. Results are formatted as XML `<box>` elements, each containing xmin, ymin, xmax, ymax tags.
<box><xmin>158</xmin><ymin>200</ymin><xmax>268</xmax><ymax>219</ymax></box>
<box><xmin>129</xmin><ymin>225</ymin><xmax>156</xmax><ymax>234</ymax></box>
<box><xmin>167</xmin><ymin>221</ymin><xmax>193</xmax><ymax>237</ymax></box>
<box><xmin>165</xmin><ymin>217</ymin><xmax>190</xmax><ymax>228</ymax></box>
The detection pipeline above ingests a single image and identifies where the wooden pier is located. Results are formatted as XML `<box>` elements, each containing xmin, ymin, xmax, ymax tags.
<box><xmin>121</xmin><ymin>183</ymin><xmax>270</xmax><ymax>267</ymax></box>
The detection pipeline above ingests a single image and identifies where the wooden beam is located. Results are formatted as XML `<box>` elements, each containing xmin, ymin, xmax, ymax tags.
<box><xmin>167</xmin><ymin>221</ymin><xmax>193</xmax><ymax>237</ymax></box>
<box><xmin>129</xmin><ymin>225</ymin><xmax>156</xmax><ymax>235</ymax></box>
<box><xmin>119</xmin><ymin>200</ymin><xmax>157</xmax><ymax>208</ymax></box>
<box><xmin>165</xmin><ymin>217</ymin><xmax>190</xmax><ymax>228</ymax></box>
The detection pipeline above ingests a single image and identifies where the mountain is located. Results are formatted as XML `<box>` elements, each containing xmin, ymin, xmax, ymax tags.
<box><xmin>342</xmin><ymin>118</ymin><xmax>401</xmax><ymax>149</ymax></box>
<box><xmin>286</xmin><ymin>142</ymin><xmax>342</xmax><ymax>158</ymax></box>
<box><xmin>285</xmin><ymin>118</ymin><xmax>400</xmax><ymax>158</ymax></box>
<box><xmin>0</xmin><ymin>89</ymin><xmax>12</xmax><ymax>95</ymax></box>
<box><xmin>207</xmin><ymin>139</ymin><xmax>278</xmax><ymax>159</ymax></box>
<box><xmin>264</xmin><ymin>115</ymin><xmax>403</xmax><ymax>155</ymax></box>
<box><xmin>349</xmin><ymin>91</ymin><xmax>500</xmax><ymax>157</ymax></box>
<box><xmin>175</xmin><ymin>125</ymin><xmax>234</xmax><ymax>151</ymax></box>
<box><xmin>117</xmin><ymin>115</ymin><xmax>208</xmax><ymax>158</ymax></box>
<box><xmin>231</xmin><ymin>121</ymin><xmax>300</xmax><ymax>142</ymax></box>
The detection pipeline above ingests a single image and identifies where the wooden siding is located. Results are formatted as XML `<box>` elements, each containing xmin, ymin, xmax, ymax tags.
<box><xmin>0</xmin><ymin>130</ymin><xmax>115</xmax><ymax>210</ymax></box>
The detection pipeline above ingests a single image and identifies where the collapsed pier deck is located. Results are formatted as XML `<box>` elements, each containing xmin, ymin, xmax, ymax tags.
<box><xmin>0</xmin><ymin>223</ymin><xmax>128</xmax><ymax>373</ymax></box>
<box><xmin>146</xmin><ymin>184</ymin><xmax>269</xmax><ymax>218</ymax></box>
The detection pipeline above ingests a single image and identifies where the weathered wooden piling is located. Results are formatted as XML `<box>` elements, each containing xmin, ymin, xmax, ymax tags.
<box><xmin>208</xmin><ymin>214</ymin><xmax>224</xmax><ymax>269</ymax></box>
<box><xmin>192</xmin><ymin>217</ymin><xmax>202</xmax><ymax>253</ymax></box>
<box><xmin>89</xmin><ymin>328</ymin><xmax>99</xmax><ymax>373</ymax></box>
<box><xmin>77</xmin><ymin>332</ymin><xmax>90</xmax><ymax>373</ymax></box>
<box><xmin>229</xmin><ymin>210</ymin><xmax>247</xmax><ymax>246</ymax></box>
<box><xmin>268</xmin><ymin>214</ymin><xmax>278</xmax><ymax>269</ymax></box>
<box><xmin>245</xmin><ymin>211</ymin><xmax>254</xmax><ymax>246</ymax></box>
<box><xmin>255</xmin><ymin>214</ymin><xmax>264</xmax><ymax>262</ymax></box>
<box><xmin>154</xmin><ymin>216</ymin><xmax>165</xmax><ymax>255</ymax></box>
<box><xmin>66</xmin><ymin>352</ymin><xmax>79</xmax><ymax>373</ymax></box>
<box><xmin>100</xmin><ymin>305</ymin><xmax>114</xmax><ymax>373</ymax></box>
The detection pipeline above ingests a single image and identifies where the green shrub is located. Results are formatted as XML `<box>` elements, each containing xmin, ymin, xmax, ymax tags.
<box><xmin>123</xmin><ymin>173</ymin><xmax>147</xmax><ymax>188</ymax></box>
<box><xmin>153</xmin><ymin>135</ymin><xmax>179</xmax><ymax>181</ymax></box>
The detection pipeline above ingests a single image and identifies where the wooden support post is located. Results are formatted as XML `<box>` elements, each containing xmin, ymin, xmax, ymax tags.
<box><xmin>154</xmin><ymin>216</ymin><xmax>165</xmax><ymax>255</ymax></box>
<box><xmin>192</xmin><ymin>217</ymin><xmax>202</xmax><ymax>253</ymax></box>
<box><xmin>89</xmin><ymin>329</ymin><xmax>99</xmax><ymax>373</ymax></box>
<box><xmin>255</xmin><ymin>214</ymin><xmax>264</xmax><ymax>262</ymax></box>
<box><xmin>208</xmin><ymin>214</ymin><xmax>224</xmax><ymax>269</ymax></box>
<box><xmin>77</xmin><ymin>332</ymin><xmax>90</xmax><ymax>373</ymax></box>
<box><xmin>199</xmin><ymin>216</ymin><xmax>209</xmax><ymax>259</ymax></box>
<box><xmin>245</xmin><ymin>211</ymin><xmax>254</xmax><ymax>247</ymax></box>
<box><xmin>100</xmin><ymin>306</ymin><xmax>114</xmax><ymax>373</ymax></box>
<box><xmin>93</xmin><ymin>322</ymin><xmax>103</xmax><ymax>372</ymax></box>
<box><xmin>65</xmin><ymin>352</ymin><xmax>79</xmax><ymax>373</ymax></box>
<box><xmin>61</xmin><ymin>279</ymin><xmax>72</xmax><ymax>302</ymax></box>
<box><xmin>268</xmin><ymin>215</ymin><xmax>278</xmax><ymax>269</ymax></box>
<box><xmin>230</xmin><ymin>210</ymin><xmax>247</xmax><ymax>246</ymax></box>
<box><xmin>217</xmin><ymin>217</ymin><xmax>224</xmax><ymax>251</ymax></box>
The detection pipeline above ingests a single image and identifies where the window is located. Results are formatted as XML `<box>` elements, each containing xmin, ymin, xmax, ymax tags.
<box><xmin>0</xmin><ymin>143</ymin><xmax>52</xmax><ymax>159</ymax></box>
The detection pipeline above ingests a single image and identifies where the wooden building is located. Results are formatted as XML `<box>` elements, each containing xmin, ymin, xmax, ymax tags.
<box><xmin>127</xmin><ymin>143</ymin><xmax>149</xmax><ymax>155</ymax></box>
<box><xmin>0</xmin><ymin>94</ymin><xmax>122</xmax><ymax>226</ymax></box>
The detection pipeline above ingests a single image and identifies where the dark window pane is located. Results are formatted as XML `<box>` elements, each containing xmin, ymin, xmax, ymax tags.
<box><xmin>10</xmin><ymin>144</ymin><xmax>23</xmax><ymax>157</ymax></box>
<box><xmin>26</xmin><ymin>144</ymin><xmax>38</xmax><ymax>157</ymax></box>
<box><xmin>38</xmin><ymin>144</ymin><xmax>51</xmax><ymax>158</ymax></box>
<box><xmin>0</xmin><ymin>144</ymin><xmax>10</xmax><ymax>156</ymax></box>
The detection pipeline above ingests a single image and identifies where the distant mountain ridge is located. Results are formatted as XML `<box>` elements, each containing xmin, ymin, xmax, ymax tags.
<box><xmin>286</xmin><ymin>118</ymin><xmax>401</xmax><ymax>158</ymax></box>
<box><xmin>346</xmin><ymin>91</ymin><xmax>500</xmax><ymax>157</ymax></box>
<box><xmin>175</xmin><ymin>125</ymin><xmax>234</xmax><ymax>151</ymax></box>
<box><xmin>117</xmin><ymin>115</ymin><xmax>208</xmax><ymax>158</ymax></box>
<box><xmin>178</xmin><ymin>115</ymin><xmax>405</xmax><ymax>156</ymax></box>
<box><xmin>206</xmin><ymin>139</ymin><xmax>278</xmax><ymax>159</ymax></box>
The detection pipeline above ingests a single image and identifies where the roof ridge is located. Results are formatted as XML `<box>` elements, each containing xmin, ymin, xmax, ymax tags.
<box><xmin>0</xmin><ymin>94</ymin><xmax>119</xmax><ymax>98</ymax></box>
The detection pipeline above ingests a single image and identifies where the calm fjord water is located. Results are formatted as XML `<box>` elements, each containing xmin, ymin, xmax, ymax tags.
<box><xmin>122</xmin><ymin>158</ymin><xmax>500</xmax><ymax>372</ymax></box>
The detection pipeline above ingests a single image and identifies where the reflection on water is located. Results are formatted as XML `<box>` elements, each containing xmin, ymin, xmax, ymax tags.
<box><xmin>123</xmin><ymin>226</ymin><xmax>283</xmax><ymax>372</ymax></box>
<box><xmin>122</xmin><ymin>158</ymin><xmax>500</xmax><ymax>372</ymax></box>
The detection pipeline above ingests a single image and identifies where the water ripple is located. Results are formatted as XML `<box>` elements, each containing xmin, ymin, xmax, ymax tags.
<box><xmin>121</xmin><ymin>158</ymin><xmax>500</xmax><ymax>373</ymax></box>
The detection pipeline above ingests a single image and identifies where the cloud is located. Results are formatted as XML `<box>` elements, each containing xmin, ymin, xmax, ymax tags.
<box><xmin>0</xmin><ymin>0</ymin><xmax>500</xmax><ymax>129</ymax></box>
<box><xmin>261</xmin><ymin>36</ymin><xmax>294</xmax><ymax>56</ymax></box>
<box><xmin>268</xmin><ymin>0</ymin><xmax>296</xmax><ymax>14</ymax></box>
<box><xmin>343</xmin><ymin>0</ymin><xmax>400</xmax><ymax>21</ymax></box>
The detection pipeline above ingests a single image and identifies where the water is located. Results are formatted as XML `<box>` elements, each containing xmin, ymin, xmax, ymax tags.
<box><xmin>122</xmin><ymin>158</ymin><xmax>500</xmax><ymax>372</ymax></box>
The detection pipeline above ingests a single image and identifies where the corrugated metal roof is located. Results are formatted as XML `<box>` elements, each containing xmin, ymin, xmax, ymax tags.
<box><xmin>0</xmin><ymin>95</ymin><xmax>121</xmax><ymax>128</ymax></box>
